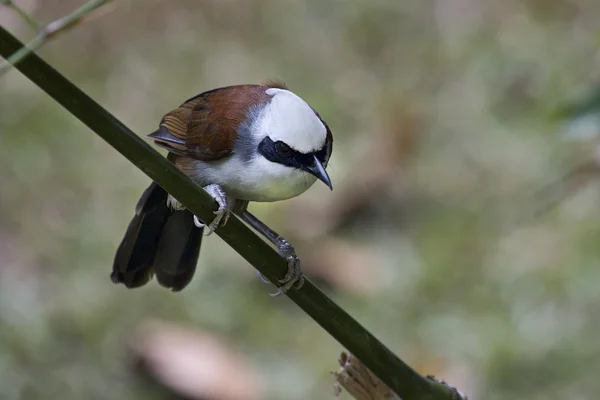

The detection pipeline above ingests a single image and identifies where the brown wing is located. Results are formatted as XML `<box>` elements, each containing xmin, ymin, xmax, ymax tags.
<box><xmin>148</xmin><ymin>85</ymin><xmax>273</xmax><ymax>161</ymax></box>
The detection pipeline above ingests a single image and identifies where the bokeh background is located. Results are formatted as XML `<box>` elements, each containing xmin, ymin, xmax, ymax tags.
<box><xmin>2</xmin><ymin>0</ymin><xmax>600</xmax><ymax>399</ymax></box>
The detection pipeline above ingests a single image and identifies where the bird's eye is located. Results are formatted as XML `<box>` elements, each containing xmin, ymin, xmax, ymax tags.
<box><xmin>276</xmin><ymin>142</ymin><xmax>292</xmax><ymax>156</ymax></box>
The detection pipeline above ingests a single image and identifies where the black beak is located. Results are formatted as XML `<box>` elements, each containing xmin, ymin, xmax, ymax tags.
<box><xmin>305</xmin><ymin>154</ymin><xmax>333</xmax><ymax>190</ymax></box>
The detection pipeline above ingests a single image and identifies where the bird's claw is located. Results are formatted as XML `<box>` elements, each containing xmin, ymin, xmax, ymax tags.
<box><xmin>168</xmin><ymin>185</ymin><xmax>230</xmax><ymax>236</ymax></box>
<box><xmin>193</xmin><ymin>210</ymin><xmax>229</xmax><ymax>235</ymax></box>
<box><xmin>261</xmin><ymin>238</ymin><xmax>304</xmax><ymax>297</ymax></box>
<box><xmin>192</xmin><ymin>184</ymin><xmax>230</xmax><ymax>236</ymax></box>
<box><xmin>167</xmin><ymin>195</ymin><xmax>186</xmax><ymax>211</ymax></box>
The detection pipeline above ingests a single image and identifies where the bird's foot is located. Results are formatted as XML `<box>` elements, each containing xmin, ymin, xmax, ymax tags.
<box><xmin>259</xmin><ymin>238</ymin><xmax>305</xmax><ymax>297</ymax></box>
<box><xmin>167</xmin><ymin>195</ymin><xmax>186</xmax><ymax>211</ymax></box>
<box><xmin>192</xmin><ymin>184</ymin><xmax>230</xmax><ymax>236</ymax></box>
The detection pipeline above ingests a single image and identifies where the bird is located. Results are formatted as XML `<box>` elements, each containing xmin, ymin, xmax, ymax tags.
<box><xmin>111</xmin><ymin>79</ymin><xmax>333</xmax><ymax>296</ymax></box>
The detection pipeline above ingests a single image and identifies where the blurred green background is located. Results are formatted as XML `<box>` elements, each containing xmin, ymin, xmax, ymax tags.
<box><xmin>2</xmin><ymin>0</ymin><xmax>600</xmax><ymax>399</ymax></box>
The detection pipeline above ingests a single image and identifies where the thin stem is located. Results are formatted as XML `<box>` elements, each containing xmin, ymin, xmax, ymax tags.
<box><xmin>0</xmin><ymin>0</ymin><xmax>111</xmax><ymax>75</ymax></box>
<box><xmin>2</xmin><ymin>0</ymin><xmax>40</xmax><ymax>31</ymax></box>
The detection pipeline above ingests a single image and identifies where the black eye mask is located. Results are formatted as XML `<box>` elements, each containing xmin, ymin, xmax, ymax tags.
<box><xmin>258</xmin><ymin>136</ymin><xmax>328</xmax><ymax>169</ymax></box>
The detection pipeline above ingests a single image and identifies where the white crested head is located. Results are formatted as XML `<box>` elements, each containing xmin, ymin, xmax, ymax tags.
<box><xmin>253</xmin><ymin>88</ymin><xmax>326</xmax><ymax>153</ymax></box>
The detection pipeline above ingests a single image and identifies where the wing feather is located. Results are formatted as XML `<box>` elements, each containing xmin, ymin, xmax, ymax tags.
<box><xmin>147</xmin><ymin>84</ymin><xmax>273</xmax><ymax>161</ymax></box>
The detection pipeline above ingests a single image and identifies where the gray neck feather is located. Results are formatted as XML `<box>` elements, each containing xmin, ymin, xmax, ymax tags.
<box><xmin>234</xmin><ymin>103</ymin><xmax>268</xmax><ymax>163</ymax></box>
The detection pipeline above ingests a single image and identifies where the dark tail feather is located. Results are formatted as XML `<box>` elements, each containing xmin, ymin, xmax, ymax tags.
<box><xmin>153</xmin><ymin>209</ymin><xmax>203</xmax><ymax>291</ymax></box>
<box><xmin>111</xmin><ymin>182</ymin><xmax>203</xmax><ymax>292</ymax></box>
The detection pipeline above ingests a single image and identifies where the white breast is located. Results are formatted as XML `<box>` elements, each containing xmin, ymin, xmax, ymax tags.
<box><xmin>188</xmin><ymin>155</ymin><xmax>317</xmax><ymax>202</ymax></box>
